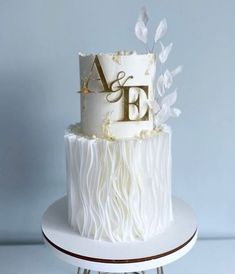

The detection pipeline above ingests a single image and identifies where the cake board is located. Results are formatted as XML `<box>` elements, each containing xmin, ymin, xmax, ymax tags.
<box><xmin>42</xmin><ymin>196</ymin><xmax>198</xmax><ymax>273</ymax></box>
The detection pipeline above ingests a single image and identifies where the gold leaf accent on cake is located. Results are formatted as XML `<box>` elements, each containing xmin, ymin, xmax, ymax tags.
<box><xmin>145</xmin><ymin>54</ymin><xmax>156</xmax><ymax>76</ymax></box>
<box><xmin>80</xmin><ymin>77</ymin><xmax>90</xmax><ymax>94</ymax></box>
<box><xmin>102</xmin><ymin>113</ymin><xmax>115</xmax><ymax>140</ymax></box>
<box><xmin>148</xmin><ymin>53</ymin><xmax>156</xmax><ymax>64</ymax></box>
<box><xmin>81</xmin><ymin>87</ymin><xmax>89</xmax><ymax>94</ymax></box>
<box><xmin>112</xmin><ymin>55</ymin><xmax>121</xmax><ymax>65</ymax></box>
<box><xmin>153</xmin><ymin>125</ymin><xmax>164</xmax><ymax>133</ymax></box>
<box><xmin>138</xmin><ymin>127</ymin><xmax>163</xmax><ymax>139</ymax></box>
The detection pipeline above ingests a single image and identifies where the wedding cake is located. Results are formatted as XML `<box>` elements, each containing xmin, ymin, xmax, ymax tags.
<box><xmin>65</xmin><ymin>8</ymin><xmax>182</xmax><ymax>242</ymax></box>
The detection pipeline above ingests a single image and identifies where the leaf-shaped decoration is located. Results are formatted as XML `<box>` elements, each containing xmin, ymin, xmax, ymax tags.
<box><xmin>154</xmin><ymin>104</ymin><xmax>170</xmax><ymax>126</ymax></box>
<box><xmin>154</xmin><ymin>18</ymin><xmax>167</xmax><ymax>42</ymax></box>
<box><xmin>138</xmin><ymin>6</ymin><xmax>149</xmax><ymax>26</ymax></box>
<box><xmin>164</xmin><ymin>69</ymin><xmax>173</xmax><ymax>89</ymax></box>
<box><xmin>135</xmin><ymin>21</ymin><xmax>148</xmax><ymax>44</ymax></box>
<box><xmin>159</xmin><ymin>42</ymin><xmax>173</xmax><ymax>63</ymax></box>
<box><xmin>148</xmin><ymin>99</ymin><xmax>160</xmax><ymax>113</ymax></box>
<box><xmin>171</xmin><ymin>65</ymin><xmax>182</xmax><ymax>77</ymax></box>
<box><xmin>171</xmin><ymin>108</ymin><xmax>181</xmax><ymax>117</ymax></box>
<box><xmin>157</xmin><ymin>74</ymin><xmax>165</xmax><ymax>96</ymax></box>
<box><xmin>161</xmin><ymin>89</ymin><xmax>177</xmax><ymax>107</ymax></box>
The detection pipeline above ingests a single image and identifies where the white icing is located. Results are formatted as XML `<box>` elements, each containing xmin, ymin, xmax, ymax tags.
<box><xmin>79</xmin><ymin>52</ymin><xmax>157</xmax><ymax>139</ymax></box>
<box><xmin>65</xmin><ymin>124</ymin><xmax>173</xmax><ymax>242</ymax></box>
<box><xmin>79</xmin><ymin>51</ymin><xmax>146</xmax><ymax>57</ymax></box>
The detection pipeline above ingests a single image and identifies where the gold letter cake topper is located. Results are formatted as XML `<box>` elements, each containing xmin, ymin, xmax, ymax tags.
<box><xmin>80</xmin><ymin>55</ymin><xmax>149</xmax><ymax>122</ymax></box>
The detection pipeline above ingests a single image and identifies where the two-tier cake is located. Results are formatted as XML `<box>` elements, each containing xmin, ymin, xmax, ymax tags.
<box><xmin>65</xmin><ymin>8</ymin><xmax>181</xmax><ymax>243</ymax></box>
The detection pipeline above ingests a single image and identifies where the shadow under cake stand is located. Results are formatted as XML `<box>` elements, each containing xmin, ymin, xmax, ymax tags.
<box><xmin>42</xmin><ymin>196</ymin><xmax>197</xmax><ymax>273</ymax></box>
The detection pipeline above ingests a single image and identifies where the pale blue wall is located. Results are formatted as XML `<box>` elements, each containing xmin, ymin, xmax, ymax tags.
<box><xmin>0</xmin><ymin>0</ymin><xmax>235</xmax><ymax>243</ymax></box>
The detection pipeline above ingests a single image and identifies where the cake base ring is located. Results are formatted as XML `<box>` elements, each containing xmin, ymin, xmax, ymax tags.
<box><xmin>42</xmin><ymin>196</ymin><xmax>197</xmax><ymax>272</ymax></box>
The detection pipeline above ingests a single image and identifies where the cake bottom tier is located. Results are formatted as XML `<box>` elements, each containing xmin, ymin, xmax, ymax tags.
<box><xmin>65</xmin><ymin>125</ymin><xmax>173</xmax><ymax>242</ymax></box>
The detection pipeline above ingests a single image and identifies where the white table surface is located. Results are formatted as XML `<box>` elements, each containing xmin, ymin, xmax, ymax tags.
<box><xmin>0</xmin><ymin>239</ymin><xmax>234</xmax><ymax>274</ymax></box>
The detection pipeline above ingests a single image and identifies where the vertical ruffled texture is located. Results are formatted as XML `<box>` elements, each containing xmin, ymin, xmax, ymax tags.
<box><xmin>65</xmin><ymin>126</ymin><xmax>173</xmax><ymax>242</ymax></box>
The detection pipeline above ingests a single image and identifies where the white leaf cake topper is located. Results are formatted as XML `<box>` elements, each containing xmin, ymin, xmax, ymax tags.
<box><xmin>156</xmin><ymin>66</ymin><xmax>182</xmax><ymax>97</ymax></box>
<box><xmin>155</xmin><ymin>18</ymin><xmax>168</xmax><ymax>42</ymax></box>
<box><xmin>135</xmin><ymin>21</ymin><xmax>148</xmax><ymax>44</ymax></box>
<box><xmin>135</xmin><ymin>6</ymin><xmax>182</xmax><ymax>127</ymax></box>
<box><xmin>139</xmin><ymin>6</ymin><xmax>149</xmax><ymax>25</ymax></box>
<box><xmin>162</xmin><ymin>89</ymin><xmax>177</xmax><ymax>106</ymax></box>
<box><xmin>159</xmin><ymin>42</ymin><xmax>173</xmax><ymax>64</ymax></box>
<box><xmin>171</xmin><ymin>65</ymin><xmax>182</xmax><ymax>76</ymax></box>
<box><xmin>154</xmin><ymin>89</ymin><xmax>181</xmax><ymax>126</ymax></box>
<box><xmin>135</xmin><ymin>7</ymin><xmax>149</xmax><ymax>44</ymax></box>
<box><xmin>157</xmin><ymin>75</ymin><xmax>165</xmax><ymax>97</ymax></box>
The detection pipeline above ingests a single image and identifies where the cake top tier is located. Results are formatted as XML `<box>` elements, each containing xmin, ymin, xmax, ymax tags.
<box><xmin>79</xmin><ymin>52</ymin><xmax>157</xmax><ymax>139</ymax></box>
<box><xmin>77</xmin><ymin>7</ymin><xmax>182</xmax><ymax>140</ymax></box>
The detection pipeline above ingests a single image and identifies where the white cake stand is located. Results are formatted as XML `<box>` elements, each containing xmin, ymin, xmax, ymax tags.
<box><xmin>42</xmin><ymin>196</ymin><xmax>197</xmax><ymax>273</ymax></box>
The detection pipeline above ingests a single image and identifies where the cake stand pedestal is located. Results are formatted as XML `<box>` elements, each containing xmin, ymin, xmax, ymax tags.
<box><xmin>42</xmin><ymin>196</ymin><xmax>197</xmax><ymax>273</ymax></box>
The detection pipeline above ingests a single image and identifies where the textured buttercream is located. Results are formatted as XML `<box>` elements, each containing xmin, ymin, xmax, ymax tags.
<box><xmin>65</xmin><ymin>124</ymin><xmax>173</xmax><ymax>242</ymax></box>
